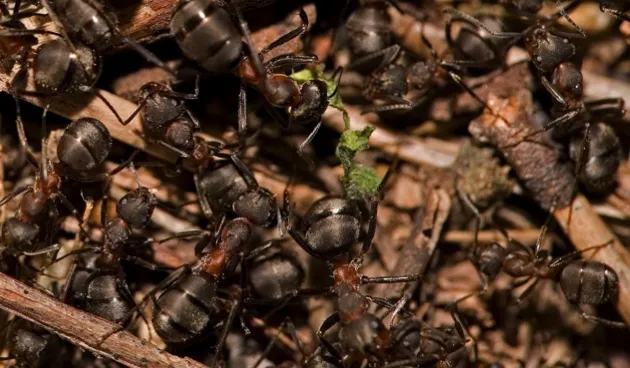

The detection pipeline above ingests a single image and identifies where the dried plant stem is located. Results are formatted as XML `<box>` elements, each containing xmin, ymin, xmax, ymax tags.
<box><xmin>0</xmin><ymin>272</ymin><xmax>206</xmax><ymax>368</ymax></box>
<box><xmin>554</xmin><ymin>195</ymin><xmax>630</xmax><ymax>326</ymax></box>
<box><xmin>444</xmin><ymin>228</ymin><xmax>543</xmax><ymax>246</ymax></box>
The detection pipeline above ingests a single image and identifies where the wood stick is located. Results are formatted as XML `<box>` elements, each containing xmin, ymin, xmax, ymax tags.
<box><xmin>0</xmin><ymin>272</ymin><xmax>206</xmax><ymax>368</ymax></box>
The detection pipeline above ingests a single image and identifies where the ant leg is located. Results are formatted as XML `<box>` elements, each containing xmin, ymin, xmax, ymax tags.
<box><xmin>238</xmin><ymin>82</ymin><xmax>248</xmax><ymax>136</ymax></box>
<box><xmin>156</xmin><ymin>140</ymin><xmax>190</xmax><ymax>158</ymax></box>
<box><xmin>600</xmin><ymin>5</ymin><xmax>630</xmax><ymax>21</ymax></box>
<box><xmin>194</xmin><ymin>174</ymin><xmax>214</xmax><ymax>220</ymax></box>
<box><xmin>446</xmin><ymin>70</ymin><xmax>512</xmax><ymax>124</ymax></box>
<box><xmin>548</xmin><ymin>239</ymin><xmax>613</xmax><ymax>269</ymax></box>
<box><xmin>383</xmin><ymin>356</ymin><xmax>440</xmax><ymax>368</ymax></box>
<box><xmin>515</xmin><ymin>278</ymin><xmax>539</xmax><ymax>302</ymax></box>
<box><xmin>226</xmin><ymin>0</ymin><xmax>266</xmax><ymax>79</ymax></box>
<box><xmin>225</xmin><ymin>153</ymin><xmax>259</xmax><ymax>188</ymax></box>
<box><xmin>297</xmin><ymin>120</ymin><xmax>322</xmax><ymax>166</ymax></box>
<box><xmin>246</xmin><ymin>240</ymin><xmax>278</xmax><ymax>260</ymax></box>
<box><xmin>316</xmin><ymin>312</ymin><xmax>345</xmax><ymax>366</ymax></box>
<box><xmin>123</xmin><ymin>255</ymin><xmax>173</xmax><ymax>272</ymax></box>
<box><xmin>360</xmin><ymin>274</ymin><xmax>422</xmax><ymax>284</ymax></box>
<box><xmin>442</xmin><ymin>9</ymin><xmax>522</xmax><ymax>39</ymax></box>
<box><xmin>552</xmin><ymin>0</ymin><xmax>586</xmax><ymax>38</ymax></box>
<box><xmin>90</xmin><ymin>89</ymin><xmax>129</xmax><ymax>125</ymax></box>
<box><xmin>168</xmin><ymin>74</ymin><xmax>200</xmax><ymax>100</ymax></box>
<box><xmin>120</xmin><ymin>36</ymin><xmax>178</xmax><ymax>78</ymax></box>
<box><xmin>540</xmin><ymin>75</ymin><xmax>570</xmax><ymax>108</ymax></box>
<box><xmin>264</xmin><ymin>102</ymin><xmax>290</xmax><ymax>129</ymax></box>
<box><xmin>504</xmin><ymin>109</ymin><xmax>581</xmax><ymax>148</ymax></box>
<box><xmin>448</xmin><ymin>301</ymin><xmax>478</xmax><ymax>364</ymax></box>
<box><xmin>348</xmin><ymin>44</ymin><xmax>401</xmax><ymax>73</ymax></box>
<box><xmin>259</xmin><ymin>8</ymin><xmax>309</xmax><ymax>56</ymax></box>
<box><xmin>22</xmin><ymin>243</ymin><xmax>60</xmax><ymax>256</ymax></box>
<box><xmin>252</xmin><ymin>317</ymin><xmax>304</xmax><ymax>368</ymax></box>
<box><xmin>0</xmin><ymin>28</ymin><xmax>62</xmax><ymax>38</ymax></box>
<box><xmin>264</xmin><ymin>54</ymin><xmax>319</xmax><ymax>72</ymax></box>
<box><xmin>575</xmin><ymin>308</ymin><xmax>629</xmax><ymax>329</ymax></box>
<box><xmin>210</xmin><ymin>297</ymin><xmax>243</xmax><ymax>368</ymax></box>
<box><xmin>257</xmin><ymin>287</ymin><xmax>329</xmax><ymax>320</ymax></box>
<box><xmin>0</xmin><ymin>185</ymin><xmax>32</xmax><ymax>207</ymax></box>
<box><xmin>361</xmin><ymin>100</ymin><xmax>414</xmax><ymax>115</ymax></box>
<box><xmin>12</xmin><ymin>93</ymin><xmax>39</xmax><ymax>168</ymax></box>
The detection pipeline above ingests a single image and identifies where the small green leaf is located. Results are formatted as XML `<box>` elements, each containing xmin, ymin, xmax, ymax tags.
<box><xmin>335</xmin><ymin>126</ymin><xmax>381</xmax><ymax>199</ymax></box>
<box><xmin>290</xmin><ymin>68</ymin><xmax>317</xmax><ymax>83</ymax></box>
<box><xmin>343</xmin><ymin>166</ymin><xmax>382</xmax><ymax>200</ymax></box>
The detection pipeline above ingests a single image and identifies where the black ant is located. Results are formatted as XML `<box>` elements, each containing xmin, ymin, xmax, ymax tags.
<box><xmin>278</xmin><ymin>172</ymin><xmax>426</xmax><ymax>366</ymax></box>
<box><xmin>360</xmin><ymin>25</ymin><xmax>501</xmax><ymax>116</ymax></box>
<box><xmin>144</xmin><ymin>217</ymin><xmax>254</xmax><ymax>367</ymax></box>
<box><xmin>444</xmin><ymin>0</ymin><xmax>585</xmax><ymax>74</ymax></box>
<box><xmin>171</xmin><ymin>1</ymin><xmax>339</xmax><ymax>155</ymax></box>
<box><xmin>455</xmin><ymin>189</ymin><xmax>627</xmax><ymax>329</ymax></box>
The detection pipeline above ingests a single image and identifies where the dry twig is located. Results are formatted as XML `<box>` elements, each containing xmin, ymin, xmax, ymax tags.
<box><xmin>0</xmin><ymin>272</ymin><xmax>206</xmax><ymax>368</ymax></box>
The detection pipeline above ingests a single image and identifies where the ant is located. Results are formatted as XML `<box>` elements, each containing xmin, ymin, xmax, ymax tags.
<box><xmin>444</xmin><ymin>0</ymin><xmax>585</xmax><ymax>74</ymax></box>
<box><xmin>279</xmin><ymin>172</ymin><xmax>425</xmax><ymax>365</ymax></box>
<box><xmin>597</xmin><ymin>0</ymin><xmax>629</xmax><ymax>21</ymax></box>
<box><xmin>455</xmin><ymin>189</ymin><xmax>627</xmax><ymax>329</ymax></box>
<box><xmin>172</xmin><ymin>1</ymin><xmax>339</xmax><ymax>152</ymax></box>
<box><xmin>360</xmin><ymin>25</ymin><xmax>501</xmax><ymax>116</ymax></box>
<box><xmin>343</xmin><ymin>0</ymin><xmax>403</xmax><ymax>73</ymax></box>
<box><xmin>144</xmin><ymin>217</ymin><xmax>254</xmax><ymax>367</ymax></box>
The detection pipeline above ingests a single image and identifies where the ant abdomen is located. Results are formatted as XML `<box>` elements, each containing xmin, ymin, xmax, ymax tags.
<box><xmin>33</xmin><ymin>39</ymin><xmax>100</xmax><ymax>94</ymax></box>
<box><xmin>85</xmin><ymin>271</ymin><xmax>133</xmax><ymax>323</ymax></box>
<box><xmin>569</xmin><ymin>123</ymin><xmax>622</xmax><ymax>193</ymax></box>
<box><xmin>345</xmin><ymin>1</ymin><xmax>392</xmax><ymax>58</ymax></box>
<box><xmin>170</xmin><ymin>0</ymin><xmax>243</xmax><ymax>73</ymax></box>
<box><xmin>301</xmin><ymin>197</ymin><xmax>362</xmax><ymax>259</ymax></box>
<box><xmin>57</xmin><ymin>118</ymin><xmax>112</xmax><ymax>173</ymax></box>
<box><xmin>153</xmin><ymin>273</ymin><xmax>221</xmax><ymax>345</ymax></box>
<box><xmin>560</xmin><ymin>260</ymin><xmax>619</xmax><ymax>306</ymax></box>
<box><xmin>248</xmin><ymin>251</ymin><xmax>305</xmax><ymax>302</ymax></box>
<box><xmin>52</xmin><ymin>0</ymin><xmax>116</xmax><ymax>48</ymax></box>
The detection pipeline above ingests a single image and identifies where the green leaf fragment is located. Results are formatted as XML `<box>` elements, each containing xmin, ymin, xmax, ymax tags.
<box><xmin>335</xmin><ymin>126</ymin><xmax>381</xmax><ymax>199</ymax></box>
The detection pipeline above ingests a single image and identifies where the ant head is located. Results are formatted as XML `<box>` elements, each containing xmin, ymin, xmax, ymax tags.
<box><xmin>367</xmin><ymin>64</ymin><xmax>408</xmax><ymax>99</ymax></box>
<box><xmin>1</xmin><ymin>218</ymin><xmax>39</xmax><ymax>250</ymax></box>
<box><xmin>164</xmin><ymin>118</ymin><xmax>195</xmax><ymax>152</ymax></box>
<box><xmin>220</xmin><ymin>217</ymin><xmax>253</xmax><ymax>251</ymax></box>
<box><xmin>233</xmin><ymin>188</ymin><xmax>278</xmax><ymax>228</ymax></box>
<box><xmin>552</xmin><ymin>62</ymin><xmax>582</xmax><ymax>100</ymax></box>
<box><xmin>289</xmin><ymin>80</ymin><xmax>329</xmax><ymax>126</ymax></box>
<box><xmin>525</xmin><ymin>28</ymin><xmax>575</xmax><ymax>74</ymax></box>
<box><xmin>116</xmin><ymin>187</ymin><xmax>157</xmax><ymax>229</ymax></box>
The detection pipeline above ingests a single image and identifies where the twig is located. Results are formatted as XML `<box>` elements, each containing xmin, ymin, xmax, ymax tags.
<box><xmin>322</xmin><ymin>105</ymin><xmax>459</xmax><ymax>168</ymax></box>
<box><xmin>374</xmin><ymin>189</ymin><xmax>451</xmax><ymax>299</ymax></box>
<box><xmin>0</xmin><ymin>272</ymin><xmax>206</xmax><ymax>368</ymax></box>
<box><xmin>443</xmin><ymin>228</ymin><xmax>543</xmax><ymax>246</ymax></box>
